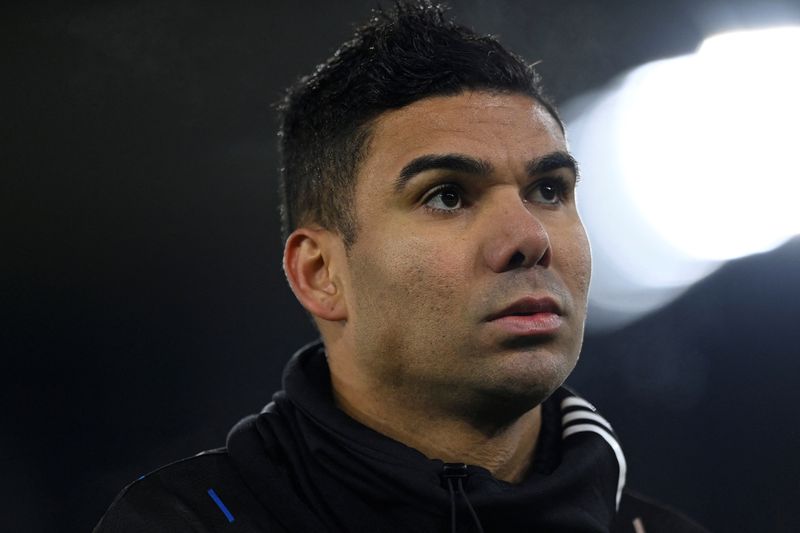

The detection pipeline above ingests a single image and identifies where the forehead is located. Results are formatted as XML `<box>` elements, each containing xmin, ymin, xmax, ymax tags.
<box><xmin>358</xmin><ymin>91</ymin><xmax>566</xmax><ymax>191</ymax></box>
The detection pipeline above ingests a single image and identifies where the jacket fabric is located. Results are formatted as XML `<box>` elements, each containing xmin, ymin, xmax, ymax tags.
<box><xmin>95</xmin><ymin>341</ymin><xmax>708</xmax><ymax>532</ymax></box>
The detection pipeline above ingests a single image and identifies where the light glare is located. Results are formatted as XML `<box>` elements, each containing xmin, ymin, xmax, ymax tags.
<box><xmin>565</xmin><ymin>26</ymin><xmax>800</xmax><ymax>329</ymax></box>
<box><xmin>617</xmin><ymin>26</ymin><xmax>800</xmax><ymax>260</ymax></box>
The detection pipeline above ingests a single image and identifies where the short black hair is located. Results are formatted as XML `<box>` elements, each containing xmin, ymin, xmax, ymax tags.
<box><xmin>278</xmin><ymin>1</ymin><xmax>561</xmax><ymax>247</ymax></box>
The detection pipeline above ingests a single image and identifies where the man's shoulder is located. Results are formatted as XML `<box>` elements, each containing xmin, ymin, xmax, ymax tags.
<box><xmin>94</xmin><ymin>448</ymin><xmax>282</xmax><ymax>533</ymax></box>
<box><xmin>612</xmin><ymin>490</ymin><xmax>710</xmax><ymax>533</ymax></box>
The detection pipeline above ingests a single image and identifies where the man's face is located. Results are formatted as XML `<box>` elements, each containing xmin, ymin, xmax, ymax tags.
<box><xmin>338</xmin><ymin>91</ymin><xmax>591</xmax><ymax>417</ymax></box>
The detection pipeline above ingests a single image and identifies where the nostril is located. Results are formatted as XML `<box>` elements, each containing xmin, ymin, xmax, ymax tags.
<box><xmin>508</xmin><ymin>251</ymin><xmax>526</xmax><ymax>269</ymax></box>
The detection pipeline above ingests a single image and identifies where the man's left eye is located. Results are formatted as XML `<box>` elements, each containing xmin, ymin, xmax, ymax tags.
<box><xmin>529</xmin><ymin>179</ymin><xmax>567</xmax><ymax>205</ymax></box>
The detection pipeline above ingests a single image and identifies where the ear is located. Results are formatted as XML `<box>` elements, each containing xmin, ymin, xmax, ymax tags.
<box><xmin>283</xmin><ymin>228</ymin><xmax>348</xmax><ymax>322</ymax></box>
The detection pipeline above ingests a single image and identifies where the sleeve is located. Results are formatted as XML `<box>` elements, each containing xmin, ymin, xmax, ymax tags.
<box><xmin>93</xmin><ymin>451</ymin><xmax>287</xmax><ymax>532</ymax></box>
<box><xmin>611</xmin><ymin>489</ymin><xmax>711</xmax><ymax>533</ymax></box>
<box><xmin>93</xmin><ymin>475</ymin><xmax>209</xmax><ymax>533</ymax></box>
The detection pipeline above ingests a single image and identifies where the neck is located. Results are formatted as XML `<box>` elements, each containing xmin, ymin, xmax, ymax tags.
<box><xmin>329</xmin><ymin>362</ymin><xmax>542</xmax><ymax>484</ymax></box>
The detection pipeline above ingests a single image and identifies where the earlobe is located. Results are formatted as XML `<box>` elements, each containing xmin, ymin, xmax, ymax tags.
<box><xmin>283</xmin><ymin>228</ymin><xmax>348</xmax><ymax>322</ymax></box>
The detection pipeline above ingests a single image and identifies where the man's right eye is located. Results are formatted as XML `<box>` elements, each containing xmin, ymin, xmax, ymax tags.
<box><xmin>423</xmin><ymin>184</ymin><xmax>463</xmax><ymax>212</ymax></box>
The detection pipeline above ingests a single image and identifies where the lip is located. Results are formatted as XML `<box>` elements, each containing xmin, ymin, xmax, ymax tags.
<box><xmin>484</xmin><ymin>296</ymin><xmax>564</xmax><ymax>336</ymax></box>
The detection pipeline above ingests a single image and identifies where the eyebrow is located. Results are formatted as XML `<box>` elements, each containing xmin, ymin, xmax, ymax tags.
<box><xmin>394</xmin><ymin>154</ymin><xmax>492</xmax><ymax>192</ymax></box>
<box><xmin>393</xmin><ymin>150</ymin><xmax>579</xmax><ymax>192</ymax></box>
<box><xmin>526</xmin><ymin>151</ymin><xmax>580</xmax><ymax>180</ymax></box>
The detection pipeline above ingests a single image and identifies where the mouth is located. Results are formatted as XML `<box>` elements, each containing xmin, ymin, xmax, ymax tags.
<box><xmin>486</xmin><ymin>296</ymin><xmax>562</xmax><ymax>321</ymax></box>
<box><xmin>485</xmin><ymin>296</ymin><xmax>564</xmax><ymax>336</ymax></box>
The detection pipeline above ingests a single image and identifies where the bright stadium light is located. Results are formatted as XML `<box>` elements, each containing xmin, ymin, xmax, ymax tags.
<box><xmin>564</xmin><ymin>26</ymin><xmax>800</xmax><ymax>329</ymax></box>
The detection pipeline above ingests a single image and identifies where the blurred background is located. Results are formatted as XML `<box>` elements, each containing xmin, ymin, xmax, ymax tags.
<box><xmin>4</xmin><ymin>1</ymin><xmax>800</xmax><ymax>531</ymax></box>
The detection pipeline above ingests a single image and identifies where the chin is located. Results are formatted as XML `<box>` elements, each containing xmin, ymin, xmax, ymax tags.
<box><xmin>466</xmin><ymin>377</ymin><xmax>560</xmax><ymax>430</ymax></box>
<box><xmin>485</xmin><ymin>347</ymin><xmax>578</xmax><ymax>406</ymax></box>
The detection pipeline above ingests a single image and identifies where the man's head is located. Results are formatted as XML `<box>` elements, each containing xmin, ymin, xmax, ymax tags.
<box><xmin>281</xmin><ymin>2</ymin><xmax>590</xmax><ymax>424</ymax></box>
<box><xmin>278</xmin><ymin>1</ymin><xmax>562</xmax><ymax>248</ymax></box>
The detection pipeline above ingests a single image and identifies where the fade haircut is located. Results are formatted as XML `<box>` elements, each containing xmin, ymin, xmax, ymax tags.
<box><xmin>278</xmin><ymin>1</ymin><xmax>562</xmax><ymax>247</ymax></box>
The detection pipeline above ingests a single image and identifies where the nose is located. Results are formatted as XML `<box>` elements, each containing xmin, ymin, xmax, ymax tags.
<box><xmin>482</xmin><ymin>195</ymin><xmax>552</xmax><ymax>273</ymax></box>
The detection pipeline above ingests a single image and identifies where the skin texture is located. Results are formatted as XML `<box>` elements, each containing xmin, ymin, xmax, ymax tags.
<box><xmin>284</xmin><ymin>91</ymin><xmax>591</xmax><ymax>483</ymax></box>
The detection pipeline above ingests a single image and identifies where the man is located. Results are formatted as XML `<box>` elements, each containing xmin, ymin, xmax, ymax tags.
<box><xmin>96</xmin><ymin>3</ymin><xmax>707</xmax><ymax>532</ymax></box>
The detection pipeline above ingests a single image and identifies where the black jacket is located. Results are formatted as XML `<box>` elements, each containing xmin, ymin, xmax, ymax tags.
<box><xmin>95</xmin><ymin>341</ymin><xmax>708</xmax><ymax>532</ymax></box>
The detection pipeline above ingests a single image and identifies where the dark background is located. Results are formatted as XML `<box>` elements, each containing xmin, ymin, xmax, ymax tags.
<box><xmin>4</xmin><ymin>1</ymin><xmax>800</xmax><ymax>531</ymax></box>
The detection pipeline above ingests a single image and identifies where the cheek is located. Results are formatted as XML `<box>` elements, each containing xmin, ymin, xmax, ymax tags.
<box><xmin>346</xmin><ymin>233</ymin><xmax>475</xmax><ymax>376</ymax></box>
<box><xmin>351</xmin><ymin>234</ymin><xmax>469</xmax><ymax>318</ymax></box>
<box><xmin>554</xmin><ymin>223</ymin><xmax>592</xmax><ymax>299</ymax></box>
